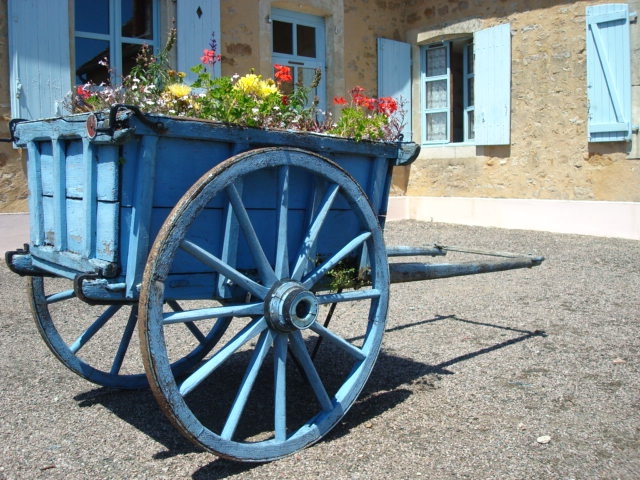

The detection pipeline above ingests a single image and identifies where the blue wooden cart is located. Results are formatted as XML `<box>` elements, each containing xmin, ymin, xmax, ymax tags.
<box><xmin>5</xmin><ymin>106</ymin><xmax>542</xmax><ymax>462</ymax></box>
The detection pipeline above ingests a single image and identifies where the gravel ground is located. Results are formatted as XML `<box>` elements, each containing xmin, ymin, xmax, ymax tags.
<box><xmin>1</xmin><ymin>220</ymin><xmax>638</xmax><ymax>479</ymax></box>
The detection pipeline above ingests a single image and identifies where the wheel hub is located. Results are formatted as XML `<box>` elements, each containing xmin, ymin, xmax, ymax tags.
<box><xmin>265</xmin><ymin>280</ymin><xmax>319</xmax><ymax>332</ymax></box>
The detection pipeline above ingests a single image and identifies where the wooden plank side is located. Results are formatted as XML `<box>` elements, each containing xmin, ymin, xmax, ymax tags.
<box><xmin>586</xmin><ymin>3</ymin><xmax>632</xmax><ymax>142</ymax></box>
<box><xmin>177</xmin><ymin>0</ymin><xmax>222</xmax><ymax>83</ymax></box>
<box><xmin>377</xmin><ymin>38</ymin><xmax>412</xmax><ymax>142</ymax></box>
<box><xmin>8</xmin><ymin>0</ymin><xmax>71</xmax><ymax>119</ymax></box>
<box><xmin>474</xmin><ymin>23</ymin><xmax>511</xmax><ymax>146</ymax></box>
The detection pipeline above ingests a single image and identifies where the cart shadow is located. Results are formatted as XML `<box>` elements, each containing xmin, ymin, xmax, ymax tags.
<box><xmin>73</xmin><ymin>314</ymin><xmax>545</xmax><ymax>478</ymax></box>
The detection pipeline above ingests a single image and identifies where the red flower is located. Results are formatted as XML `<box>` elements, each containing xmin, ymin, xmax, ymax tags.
<box><xmin>376</xmin><ymin>97</ymin><xmax>398</xmax><ymax>115</ymax></box>
<box><xmin>355</xmin><ymin>94</ymin><xmax>375</xmax><ymax>110</ymax></box>
<box><xmin>333</xmin><ymin>96</ymin><xmax>347</xmax><ymax>105</ymax></box>
<box><xmin>76</xmin><ymin>85</ymin><xmax>91</xmax><ymax>100</ymax></box>
<box><xmin>201</xmin><ymin>48</ymin><xmax>221</xmax><ymax>65</ymax></box>
<box><xmin>349</xmin><ymin>86</ymin><xmax>376</xmax><ymax>110</ymax></box>
<box><xmin>274</xmin><ymin>64</ymin><xmax>293</xmax><ymax>83</ymax></box>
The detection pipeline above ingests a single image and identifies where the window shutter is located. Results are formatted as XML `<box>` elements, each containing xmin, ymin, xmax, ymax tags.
<box><xmin>177</xmin><ymin>0</ymin><xmax>222</xmax><ymax>83</ymax></box>
<box><xmin>586</xmin><ymin>4</ymin><xmax>632</xmax><ymax>142</ymax></box>
<box><xmin>474</xmin><ymin>23</ymin><xmax>511</xmax><ymax>146</ymax></box>
<box><xmin>8</xmin><ymin>0</ymin><xmax>71</xmax><ymax>120</ymax></box>
<box><xmin>377</xmin><ymin>38</ymin><xmax>412</xmax><ymax>142</ymax></box>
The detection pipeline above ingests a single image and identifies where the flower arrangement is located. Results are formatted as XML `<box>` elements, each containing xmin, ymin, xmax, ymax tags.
<box><xmin>71</xmin><ymin>30</ymin><xmax>405</xmax><ymax>142</ymax></box>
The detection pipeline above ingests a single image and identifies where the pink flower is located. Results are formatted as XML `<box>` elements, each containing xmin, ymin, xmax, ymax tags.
<box><xmin>201</xmin><ymin>48</ymin><xmax>221</xmax><ymax>65</ymax></box>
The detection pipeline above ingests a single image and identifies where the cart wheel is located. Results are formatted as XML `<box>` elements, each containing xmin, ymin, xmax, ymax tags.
<box><xmin>139</xmin><ymin>147</ymin><xmax>389</xmax><ymax>461</ymax></box>
<box><xmin>28</xmin><ymin>276</ymin><xmax>229</xmax><ymax>389</ymax></box>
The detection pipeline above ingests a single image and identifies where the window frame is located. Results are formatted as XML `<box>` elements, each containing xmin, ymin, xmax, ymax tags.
<box><xmin>463</xmin><ymin>41</ymin><xmax>475</xmax><ymax>142</ymax></box>
<box><xmin>421</xmin><ymin>42</ymin><xmax>452</xmax><ymax>145</ymax></box>
<box><xmin>73</xmin><ymin>0</ymin><xmax>160</xmax><ymax>85</ymax></box>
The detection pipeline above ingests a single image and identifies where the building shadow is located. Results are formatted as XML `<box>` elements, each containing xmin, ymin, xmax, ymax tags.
<box><xmin>73</xmin><ymin>314</ymin><xmax>545</xmax><ymax>478</ymax></box>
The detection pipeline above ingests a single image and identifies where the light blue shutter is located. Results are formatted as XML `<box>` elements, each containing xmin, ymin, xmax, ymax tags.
<box><xmin>177</xmin><ymin>0</ymin><xmax>222</xmax><ymax>83</ymax></box>
<box><xmin>586</xmin><ymin>4</ymin><xmax>632</xmax><ymax>142</ymax></box>
<box><xmin>474</xmin><ymin>23</ymin><xmax>511</xmax><ymax>145</ymax></box>
<box><xmin>377</xmin><ymin>38</ymin><xmax>412</xmax><ymax>142</ymax></box>
<box><xmin>8</xmin><ymin>0</ymin><xmax>71</xmax><ymax>120</ymax></box>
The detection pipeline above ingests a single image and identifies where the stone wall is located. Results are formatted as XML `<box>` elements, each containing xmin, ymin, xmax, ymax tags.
<box><xmin>0</xmin><ymin>0</ymin><xmax>28</xmax><ymax>212</ymax></box>
<box><xmin>396</xmin><ymin>0</ymin><xmax>640</xmax><ymax>201</ymax></box>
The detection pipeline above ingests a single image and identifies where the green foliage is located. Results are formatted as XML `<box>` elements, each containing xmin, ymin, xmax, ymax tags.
<box><xmin>69</xmin><ymin>31</ymin><xmax>404</xmax><ymax>142</ymax></box>
<box><xmin>329</xmin><ymin>106</ymin><xmax>389</xmax><ymax>142</ymax></box>
<box><xmin>326</xmin><ymin>261</ymin><xmax>370</xmax><ymax>291</ymax></box>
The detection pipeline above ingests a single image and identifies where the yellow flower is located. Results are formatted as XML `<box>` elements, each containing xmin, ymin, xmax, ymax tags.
<box><xmin>234</xmin><ymin>74</ymin><xmax>278</xmax><ymax>98</ymax></box>
<box><xmin>166</xmin><ymin>83</ymin><xmax>192</xmax><ymax>98</ymax></box>
<box><xmin>260</xmin><ymin>79</ymin><xmax>278</xmax><ymax>97</ymax></box>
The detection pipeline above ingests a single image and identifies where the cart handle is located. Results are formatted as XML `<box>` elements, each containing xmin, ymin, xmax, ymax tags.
<box><xmin>108</xmin><ymin>104</ymin><xmax>167</xmax><ymax>134</ymax></box>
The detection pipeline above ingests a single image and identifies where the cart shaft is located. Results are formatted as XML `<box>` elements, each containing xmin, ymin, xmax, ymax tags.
<box><xmin>387</xmin><ymin>244</ymin><xmax>544</xmax><ymax>283</ymax></box>
<box><xmin>389</xmin><ymin>256</ymin><xmax>543</xmax><ymax>283</ymax></box>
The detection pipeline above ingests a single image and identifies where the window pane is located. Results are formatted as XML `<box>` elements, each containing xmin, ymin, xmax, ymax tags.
<box><xmin>467</xmin><ymin>111</ymin><xmax>475</xmax><ymax>140</ymax></box>
<box><xmin>297</xmin><ymin>66</ymin><xmax>320</xmax><ymax>105</ymax></box>
<box><xmin>297</xmin><ymin>25</ymin><xmax>316</xmax><ymax>58</ymax></box>
<box><xmin>122</xmin><ymin>0</ymin><xmax>154</xmax><ymax>39</ymax></box>
<box><xmin>273</xmin><ymin>20</ymin><xmax>293</xmax><ymax>54</ymax></box>
<box><xmin>75</xmin><ymin>37</ymin><xmax>110</xmax><ymax>84</ymax></box>
<box><xmin>426</xmin><ymin>80</ymin><xmax>448</xmax><ymax>109</ymax></box>
<box><xmin>122</xmin><ymin>43</ymin><xmax>146</xmax><ymax>76</ymax></box>
<box><xmin>467</xmin><ymin>77</ymin><xmax>474</xmax><ymax>106</ymax></box>
<box><xmin>426</xmin><ymin>46</ymin><xmax>447</xmax><ymax>76</ymax></box>
<box><xmin>426</xmin><ymin>112</ymin><xmax>447</xmax><ymax>141</ymax></box>
<box><xmin>76</xmin><ymin>0</ymin><xmax>109</xmax><ymax>34</ymax></box>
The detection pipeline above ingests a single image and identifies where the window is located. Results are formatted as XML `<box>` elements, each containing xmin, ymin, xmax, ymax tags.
<box><xmin>271</xmin><ymin>9</ymin><xmax>326</xmax><ymax>112</ymax></box>
<box><xmin>74</xmin><ymin>0</ymin><xmax>159</xmax><ymax>85</ymax></box>
<box><xmin>420</xmin><ymin>23</ymin><xmax>511</xmax><ymax>146</ymax></box>
<box><xmin>421</xmin><ymin>38</ymin><xmax>473</xmax><ymax>144</ymax></box>
<box><xmin>8</xmin><ymin>0</ymin><xmax>218</xmax><ymax>120</ymax></box>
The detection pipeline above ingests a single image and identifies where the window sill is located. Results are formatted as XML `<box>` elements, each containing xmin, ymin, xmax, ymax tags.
<box><xmin>418</xmin><ymin>144</ymin><xmax>477</xmax><ymax>159</ymax></box>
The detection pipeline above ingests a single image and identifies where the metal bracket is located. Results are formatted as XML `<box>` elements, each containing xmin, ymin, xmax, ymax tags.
<box><xmin>0</xmin><ymin>118</ymin><xmax>27</xmax><ymax>143</ymax></box>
